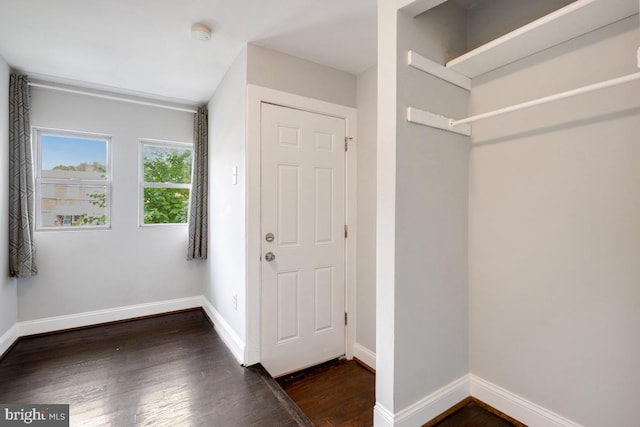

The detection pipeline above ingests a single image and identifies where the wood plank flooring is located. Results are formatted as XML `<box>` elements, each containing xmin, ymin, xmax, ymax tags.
<box><xmin>278</xmin><ymin>359</ymin><xmax>520</xmax><ymax>427</ymax></box>
<box><xmin>278</xmin><ymin>359</ymin><xmax>376</xmax><ymax>427</ymax></box>
<box><xmin>431</xmin><ymin>401</ymin><xmax>519</xmax><ymax>427</ymax></box>
<box><xmin>0</xmin><ymin>310</ymin><xmax>310</xmax><ymax>426</ymax></box>
<box><xmin>1</xmin><ymin>309</ymin><xmax>523</xmax><ymax>427</ymax></box>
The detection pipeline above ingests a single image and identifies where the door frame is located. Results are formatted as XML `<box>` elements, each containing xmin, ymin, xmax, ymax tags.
<box><xmin>246</xmin><ymin>84</ymin><xmax>357</xmax><ymax>366</ymax></box>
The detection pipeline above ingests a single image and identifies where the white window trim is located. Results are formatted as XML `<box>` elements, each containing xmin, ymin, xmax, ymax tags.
<box><xmin>138</xmin><ymin>139</ymin><xmax>193</xmax><ymax>228</ymax></box>
<box><xmin>33</xmin><ymin>127</ymin><xmax>112</xmax><ymax>231</ymax></box>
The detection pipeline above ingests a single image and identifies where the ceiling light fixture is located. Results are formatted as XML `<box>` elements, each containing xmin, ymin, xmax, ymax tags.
<box><xmin>191</xmin><ymin>23</ymin><xmax>212</xmax><ymax>41</ymax></box>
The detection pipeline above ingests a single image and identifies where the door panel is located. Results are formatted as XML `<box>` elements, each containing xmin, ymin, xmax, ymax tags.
<box><xmin>277</xmin><ymin>164</ymin><xmax>300</xmax><ymax>246</ymax></box>
<box><xmin>277</xmin><ymin>270</ymin><xmax>299</xmax><ymax>343</ymax></box>
<box><xmin>261</xmin><ymin>103</ymin><xmax>346</xmax><ymax>377</ymax></box>
<box><xmin>314</xmin><ymin>266</ymin><xmax>334</xmax><ymax>332</ymax></box>
<box><xmin>315</xmin><ymin>167</ymin><xmax>334</xmax><ymax>243</ymax></box>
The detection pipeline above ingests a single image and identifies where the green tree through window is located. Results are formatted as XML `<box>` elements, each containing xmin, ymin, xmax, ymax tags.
<box><xmin>76</xmin><ymin>192</ymin><xmax>107</xmax><ymax>226</ymax></box>
<box><xmin>142</xmin><ymin>143</ymin><xmax>193</xmax><ymax>225</ymax></box>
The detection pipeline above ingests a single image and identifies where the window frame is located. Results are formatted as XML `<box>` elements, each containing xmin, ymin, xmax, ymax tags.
<box><xmin>34</xmin><ymin>127</ymin><xmax>112</xmax><ymax>231</ymax></box>
<box><xmin>138</xmin><ymin>138</ymin><xmax>194</xmax><ymax>227</ymax></box>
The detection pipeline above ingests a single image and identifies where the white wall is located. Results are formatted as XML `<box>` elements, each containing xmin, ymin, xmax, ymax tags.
<box><xmin>205</xmin><ymin>47</ymin><xmax>248</xmax><ymax>346</ymax></box>
<box><xmin>376</xmin><ymin>2</ymin><xmax>470</xmax><ymax>420</ymax></box>
<box><xmin>205</xmin><ymin>44</ymin><xmax>363</xmax><ymax>364</ymax></box>
<box><xmin>465</xmin><ymin>0</ymin><xmax>574</xmax><ymax>50</ymax></box>
<box><xmin>18</xmin><ymin>88</ymin><xmax>203</xmax><ymax>321</ymax></box>
<box><xmin>469</xmin><ymin>15</ymin><xmax>640</xmax><ymax>426</ymax></box>
<box><xmin>0</xmin><ymin>56</ymin><xmax>18</xmax><ymax>339</ymax></box>
<box><xmin>375</xmin><ymin>0</ymin><xmax>398</xmax><ymax>414</ymax></box>
<box><xmin>247</xmin><ymin>44</ymin><xmax>357</xmax><ymax>108</ymax></box>
<box><xmin>410</xmin><ymin>1</ymin><xmax>467</xmax><ymax>64</ymax></box>
<box><xmin>394</xmin><ymin>4</ymin><xmax>470</xmax><ymax>409</ymax></box>
<box><xmin>356</xmin><ymin>65</ymin><xmax>377</xmax><ymax>359</ymax></box>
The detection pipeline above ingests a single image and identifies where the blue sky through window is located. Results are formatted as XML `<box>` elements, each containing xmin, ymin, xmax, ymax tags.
<box><xmin>41</xmin><ymin>134</ymin><xmax>107</xmax><ymax>170</ymax></box>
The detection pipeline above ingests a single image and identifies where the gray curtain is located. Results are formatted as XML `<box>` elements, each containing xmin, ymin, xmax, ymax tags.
<box><xmin>9</xmin><ymin>74</ymin><xmax>37</xmax><ymax>277</ymax></box>
<box><xmin>187</xmin><ymin>106</ymin><xmax>208</xmax><ymax>260</ymax></box>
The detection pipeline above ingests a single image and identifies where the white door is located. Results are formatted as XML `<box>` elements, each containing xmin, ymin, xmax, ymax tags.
<box><xmin>261</xmin><ymin>102</ymin><xmax>346</xmax><ymax>377</ymax></box>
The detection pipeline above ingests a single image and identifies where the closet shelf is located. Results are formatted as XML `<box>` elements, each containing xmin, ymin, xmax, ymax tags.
<box><xmin>446</xmin><ymin>0</ymin><xmax>638</xmax><ymax>78</ymax></box>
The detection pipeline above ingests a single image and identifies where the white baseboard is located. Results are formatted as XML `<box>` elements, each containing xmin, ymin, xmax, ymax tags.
<box><xmin>353</xmin><ymin>342</ymin><xmax>376</xmax><ymax>371</ymax></box>
<box><xmin>374</xmin><ymin>375</ymin><xmax>470</xmax><ymax>427</ymax></box>
<box><xmin>3</xmin><ymin>296</ymin><xmax>246</xmax><ymax>370</ymax></box>
<box><xmin>470</xmin><ymin>375</ymin><xmax>582</xmax><ymax>427</ymax></box>
<box><xmin>0</xmin><ymin>324</ymin><xmax>19</xmax><ymax>358</ymax></box>
<box><xmin>373</xmin><ymin>374</ymin><xmax>583</xmax><ymax>427</ymax></box>
<box><xmin>3</xmin><ymin>296</ymin><xmax>245</xmax><ymax>369</ymax></box>
<box><xmin>395</xmin><ymin>375</ymin><xmax>470</xmax><ymax>426</ymax></box>
<box><xmin>17</xmin><ymin>296</ymin><xmax>202</xmax><ymax>337</ymax></box>
<box><xmin>373</xmin><ymin>403</ymin><xmax>395</xmax><ymax>427</ymax></box>
<box><xmin>201</xmin><ymin>296</ymin><xmax>245</xmax><ymax>365</ymax></box>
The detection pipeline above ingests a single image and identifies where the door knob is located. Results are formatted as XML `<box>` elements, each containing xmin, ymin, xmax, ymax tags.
<box><xmin>265</xmin><ymin>252</ymin><xmax>276</xmax><ymax>262</ymax></box>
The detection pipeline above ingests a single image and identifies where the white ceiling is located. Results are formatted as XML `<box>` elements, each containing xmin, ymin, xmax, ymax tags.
<box><xmin>0</xmin><ymin>0</ymin><xmax>377</xmax><ymax>105</ymax></box>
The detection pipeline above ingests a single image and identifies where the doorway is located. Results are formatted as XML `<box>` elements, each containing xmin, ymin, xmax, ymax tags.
<box><xmin>260</xmin><ymin>102</ymin><xmax>347</xmax><ymax>377</ymax></box>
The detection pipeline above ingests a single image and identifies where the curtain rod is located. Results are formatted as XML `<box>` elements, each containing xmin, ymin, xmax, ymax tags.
<box><xmin>28</xmin><ymin>82</ymin><xmax>198</xmax><ymax>114</ymax></box>
<box><xmin>451</xmin><ymin>71</ymin><xmax>640</xmax><ymax>127</ymax></box>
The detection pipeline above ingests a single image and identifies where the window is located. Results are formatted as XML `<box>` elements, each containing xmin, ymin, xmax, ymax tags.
<box><xmin>140</xmin><ymin>140</ymin><xmax>193</xmax><ymax>225</ymax></box>
<box><xmin>35</xmin><ymin>129</ymin><xmax>111</xmax><ymax>230</ymax></box>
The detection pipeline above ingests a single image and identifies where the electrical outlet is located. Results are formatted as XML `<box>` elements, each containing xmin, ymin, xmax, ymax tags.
<box><xmin>232</xmin><ymin>293</ymin><xmax>238</xmax><ymax>310</ymax></box>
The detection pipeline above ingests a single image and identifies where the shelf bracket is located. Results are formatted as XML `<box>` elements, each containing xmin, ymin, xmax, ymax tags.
<box><xmin>407</xmin><ymin>107</ymin><xmax>472</xmax><ymax>137</ymax></box>
<box><xmin>408</xmin><ymin>51</ymin><xmax>471</xmax><ymax>91</ymax></box>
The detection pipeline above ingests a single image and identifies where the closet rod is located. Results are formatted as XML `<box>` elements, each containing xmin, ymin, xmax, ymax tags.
<box><xmin>28</xmin><ymin>82</ymin><xmax>198</xmax><ymax>114</ymax></box>
<box><xmin>451</xmin><ymin>71</ymin><xmax>640</xmax><ymax>126</ymax></box>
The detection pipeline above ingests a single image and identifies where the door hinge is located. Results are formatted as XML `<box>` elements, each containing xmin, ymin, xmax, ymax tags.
<box><xmin>344</xmin><ymin>136</ymin><xmax>352</xmax><ymax>152</ymax></box>
<box><xmin>344</xmin><ymin>224</ymin><xmax>348</xmax><ymax>239</ymax></box>
<box><xmin>344</xmin><ymin>312</ymin><xmax>348</xmax><ymax>326</ymax></box>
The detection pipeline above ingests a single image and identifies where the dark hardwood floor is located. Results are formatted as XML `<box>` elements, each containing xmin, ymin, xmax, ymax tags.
<box><xmin>431</xmin><ymin>401</ymin><xmax>519</xmax><ymax>427</ymax></box>
<box><xmin>278</xmin><ymin>359</ymin><xmax>376</xmax><ymax>427</ymax></box>
<box><xmin>0</xmin><ymin>310</ymin><xmax>523</xmax><ymax>427</ymax></box>
<box><xmin>0</xmin><ymin>310</ymin><xmax>310</xmax><ymax>426</ymax></box>
<box><xmin>278</xmin><ymin>359</ymin><xmax>521</xmax><ymax>427</ymax></box>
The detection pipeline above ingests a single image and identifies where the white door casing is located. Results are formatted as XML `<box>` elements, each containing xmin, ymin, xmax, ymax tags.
<box><xmin>260</xmin><ymin>102</ymin><xmax>346</xmax><ymax>377</ymax></box>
